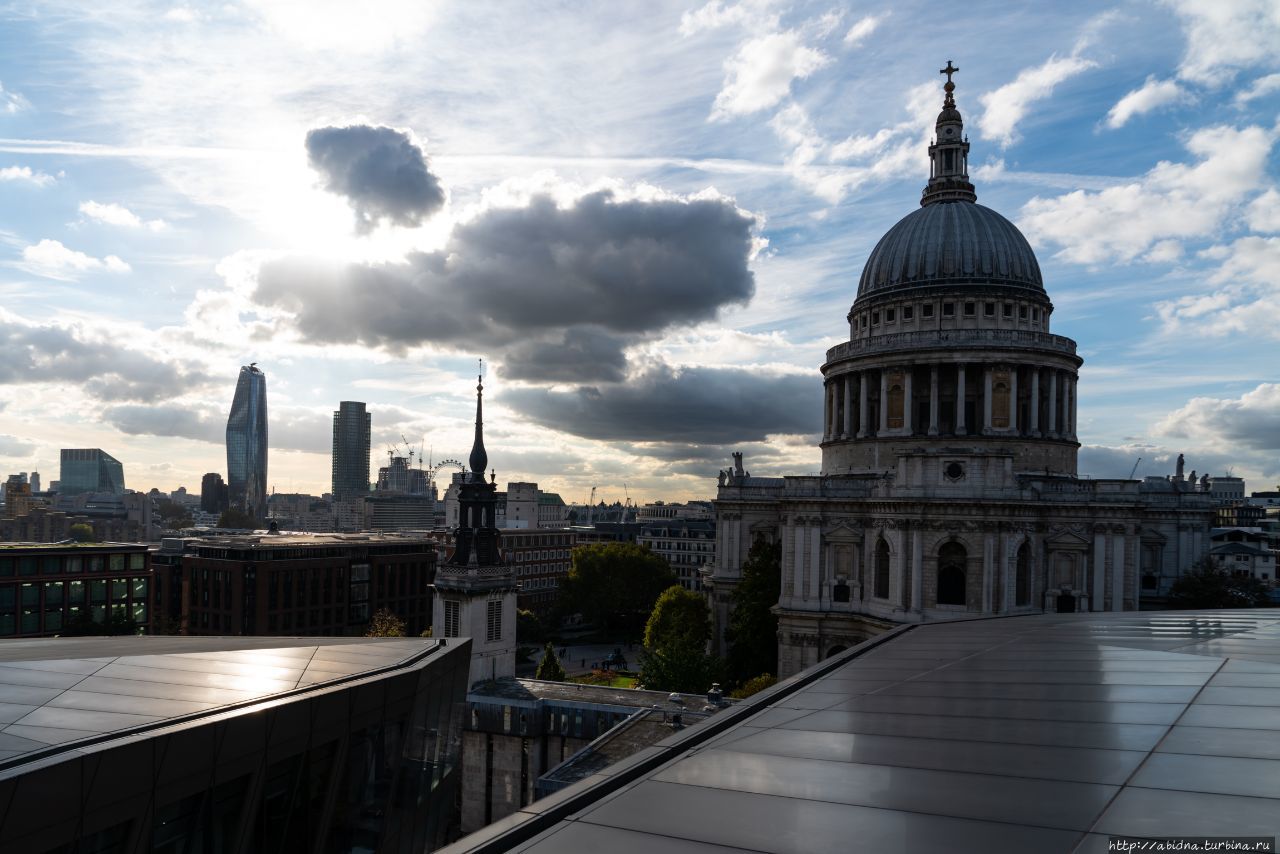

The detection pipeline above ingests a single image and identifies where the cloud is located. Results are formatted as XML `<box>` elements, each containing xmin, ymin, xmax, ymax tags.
<box><xmin>679</xmin><ymin>0</ymin><xmax>778</xmax><ymax>36</ymax></box>
<box><xmin>0</xmin><ymin>81</ymin><xmax>28</xmax><ymax>114</ymax></box>
<box><xmin>1165</xmin><ymin>0</ymin><xmax>1280</xmax><ymax>87</ymax></box>
<box><xmin>1245</xmin><ymin>188</ymin><xmax>1280</xmax><ymax>233</ymax></box>
<box><xmin>79</xmin><ymin>200</ymin><xmax>167</xmax><ymax>231</ymax></box>
<box><xmin>500</xmin><ymin>363</ymin><xmax>819</xmax><ymax>445</ymax></box>
<box><xmin>253</xmin><ymin>184</ymin><xmax>758</xmax><ymax>381</ymax></box>
<box><xmin>0</xmin><ymin>313</ymin><xmax>208</xmax><ymax>402</ymax></box>
<box><xmin>1076</xmin><ymin>443</ymin><xmax>1250</xmax><ymax>481</ymax></box>
<box><xmin>979</xmin><ymin>54</ymin><xmax>1096</xmax><ymax>147</ymax></box>
<box><xmin>0</xmin><ymin>166</ymin><xmax>55</xmax><ymax>186</ymax></box>
<box><xmin>103</xmin><ymin>401</ymin><xmax>334</xmax><ymax>454</ymax></box>
<box><xmin>1018</xmin><ymin>124</ymin><xmax>1275</xmax><ymax>264</ymax></box>
<box><xmin>1235</xmin><ymin>72</ymin><xmax>1280</xmax><ymax>104</ymax></box>
<box><xmin>0</xmin><ymin>435</ymin><xmax>36</xmax><ymax>457</ymax></box>
<box><xmin>304</xmin><ymin>124</ymin><xmax>445</xmax><ymax>232</ymax></box>
<box><xmin>1105</xmin><ymin>77</ymin><xmax>1186</xmax><ymax>128</ymax></box>
<box><xmin>842</xmin><ymin>14</ymin><xmax>883</xmax><ymax>46</ymax></box>
<box><xmin>1155</xmin><ymin>383</ymin><xmax>1280</xmax><ymax>451</ymax></box>
<box><xmin>710</xmin><ymin>30</ymin><xmax>830</xmax><ymax>120</ymax></box>
<box><xmin>1155</xmin><ymin>235</ymin><xmax>1280</xmax><ymax>338</ymax></box>
<box><xmin>19</xmin><ymin>239</ymin><xmax>130</xmax><ymax>280</ymax></box>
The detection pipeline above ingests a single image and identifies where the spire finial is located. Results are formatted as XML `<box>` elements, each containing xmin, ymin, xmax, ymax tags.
<box><xmin>940</xmin><ymin>60</ymin><xmax>958</xmax><ymax>104</ymax></box>
<box><xmin>468</xmin><ymin>365</ymin><xmax>488</xmax><ymax>478</ymax></box>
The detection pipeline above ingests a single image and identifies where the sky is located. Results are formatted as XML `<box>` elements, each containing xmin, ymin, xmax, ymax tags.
<box><xmin>0</xmin><ymin>0</ymin><xmax>1277</xmax><ymax>505</ymax></box>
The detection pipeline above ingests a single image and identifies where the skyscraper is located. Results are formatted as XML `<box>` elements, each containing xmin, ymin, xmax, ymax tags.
<box><xmin>58</xmin><ymin>449</ymin><xmax>125</xmax><ymax>496</ymax></box>
<box><xmin>331</xmin><ymin>401</ymin><xmax>371</xmax><ymax>500</ymax></box>
<box><xmin>226</xmin><ymin>364</ymin><xmax>268</xmax><ymax>521</ymax></box>
<box><xmin>200</xmin><ymin>472</ymin><xmax>229</xmax><ymax>514</ymax></box>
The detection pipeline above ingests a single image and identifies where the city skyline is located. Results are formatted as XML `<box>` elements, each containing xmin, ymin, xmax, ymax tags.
<box><xmin>1</xmin><ymin>1</ymin><xmax>1278</xmax><ymax>503</ymax></box>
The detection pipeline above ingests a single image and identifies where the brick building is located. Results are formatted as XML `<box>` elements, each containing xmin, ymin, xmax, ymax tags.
<box><xmin>0</xmin><ymin>542</ymin><xmax>152</xmax><ymax>637</ymax></box>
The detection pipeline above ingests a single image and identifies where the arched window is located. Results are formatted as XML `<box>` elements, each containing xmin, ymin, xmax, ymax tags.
<box><xmin>937</xmin><ymin>542</ymin><xmax>966</xmax><ymax>606</ymax></box>
<box><xmin>887</xmin><ymin>382</ymin><xmax>904</xmax><ymax>428</ymax></box>
<box><xmin>874</xmin><ymin>538</ymin><xmax>890</xmax><ymax>599</ymax></box>
<box><xmin>1015</xmin><ymin>542</ymin><xmax>1030</xmax><ymax>606</ymax></box>
<box><xmin>992</xmin><ymin>381</ymin><xmax>1010</xmax><ymax>429</ymax></box>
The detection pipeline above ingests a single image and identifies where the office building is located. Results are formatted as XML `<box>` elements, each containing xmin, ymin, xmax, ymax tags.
<box><xmin>200</xmin><ymin>471</ymin><xmax>229</xmax><ymax>514</ymax></box>
<box><xmin>331</xmin><ymin>400</ymin><xmax>371</xmax><ymax>500</ymax></box>
<box><xmin>638</xmin><ymin>518</ymin><xmax>715</xmax><ymax>591</ymax></box>
<box><xmin>58</xmin><ymin>448</ymin><xmax>126</xmax><ymax>496</ymax></box>
<box><xmin>0</xmin><ymin>542</ymin><xmax>151</xmax><ymax>637</ymax></box>
<box><xmin>225</xmin><ymin>364</ymin><xmax>268</xmax><ymax>521</ymax></box>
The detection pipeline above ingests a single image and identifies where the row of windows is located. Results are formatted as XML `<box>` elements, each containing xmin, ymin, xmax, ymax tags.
<box><xmin>0</xmin><ymin>577</ymin><xmax>148</xmax><ymax>610</ymax></box>
<box><xmin>516</xmin><ymin>563</ymin><xmax>569</xmax><ymax>577</ymax></box>
<box><xmin>856</xmin><ymin>300</ymin><xmax>1044</xmax><ymax>330</ymax></box>
<box><xmin>520</xmin><ymin>577</ymin><xmax>560</xmax><ymax>590</ymax></box>
<box><xmin>0</xmin><ymin>602</ymin><xmax>147</xmax><ymax>636</ymax></box>
<box><xmin>0</xmin><ymin>552</ymin><xmax>146</xmax><ymax>577</ymax></box>
<box><xmin>513</xmin><ymin>549</ymin><xmax>570</xmax><ymax>561</ymax></box>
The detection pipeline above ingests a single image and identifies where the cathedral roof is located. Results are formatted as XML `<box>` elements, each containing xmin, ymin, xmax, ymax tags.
<box><xmin>856</xmin><ymin>201</ymin><xmax>1045</xmax><ymax>298</ymax></box>
<box><xmin>855</xmin><ymin>61</ymin><xmax>1045</xmax><ymax>301</ymax></box>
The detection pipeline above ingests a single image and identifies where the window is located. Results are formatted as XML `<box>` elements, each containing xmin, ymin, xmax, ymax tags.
<box><xmin>885</xmin><ymin>308</ymin><xmax>895</xmax><ymax>323</ymax></box>
<box><xmin>871</xmin><ymin>311</ymin><xmax>879</xmax><ymax>326</ymax></box>
<box><xmin>874</xmin><ymin>538</ymin><xmax>890</xmax><ymax>599</ymax></box>
<box><xmin>109</xmin><ymin>554</ymin><xmax>125</xmax><ymax>572</ymax></box>
<box><xmin>963</xmin><ymin>302</ymin><xmax>975</xmax><ymax>316</ymax></box>
<box><xmin>922</xmin><ymin>304</ymin><xmax>934</xmax><ymax>318</ymax></box>
<box><xmin>1003</xmin><ymin>303</ymin><xmax>1013</xmax><ymax>318</ymax></box>
<box><xmin>1032</xmin><ymin>308</ymin><xmax>1041</xmax><ymax>321</ymax></box>
<box><xmin>903</xmin><ymin>306</ymin><xmax>914</xmax><ymax>321</ymax></box>
<box><xmin>21</xmin><ymin>584</ymin><xmax>38</xmax><ymax>607</ymax></box>
<box><xmin>937</xmin><ymin>543</ymin><xmax>967</xmax><ymax>606</ymax></box>
<box><xmin>984</xmin><ymin>302</ymin><xmax>995</xmax><ymax>317</ymax></box>
<box><xmin>1019</xmin><ymin>305</ymin><xmax>1028</xmax><ymax>319</ymax></box>
<box><xmin>486</xmin><ymin>600</ymin><xmax>502</xmax><ymax>642</ymax></box>
<box><xmin>129</xmin><ymin>553</ymin><xmax>144</xmax><ymax>570</ymax></box>
<box><xmin>0</xmin><ymin>558</ymin><xmax>10</xmax><ymax>577</ymax></box>
<box><xmin>942</xmin><ymin>302</ymin><xmax>955</xmax><ymax>317</ymax></box>
<box><xmin>861</xmin><ymin>314</ymin><xmax>868</xmax><ymax>329</ymax></box>
<box><xmin>443</xmin><ymin>600</ymin><xmax>460</xmax><ymax>638</ymax></box>
<box><xmin>1015</xmin><ymin>543</ymin><xmax>1030</xmax><ymax>606</ymax></box>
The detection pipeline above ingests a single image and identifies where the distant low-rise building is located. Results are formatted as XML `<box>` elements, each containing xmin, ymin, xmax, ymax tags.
<box><xmin>1209</xmin><ymin>528</ymin><xmax>1275</xmax><ymax>584</ymax></box>
<box><xmin>638</xmin><ymin>519</ymin><xmax>716</xmax><ymax>591</ymax></box>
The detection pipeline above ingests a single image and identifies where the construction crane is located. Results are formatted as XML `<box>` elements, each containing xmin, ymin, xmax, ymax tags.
<box><xmin>401</xmin><ymin>434</ymin><xmax>415</xmax><ymax>467</ymax></box>
<box><xmin>1128</xmin><ymin>457</ymin><xmax>1142</xmax><ymax>480</ymax></box>
<box><xmin>586</xmin><ymin>486</ymin><xmax>597</xmax><ymax>526</ymax></box>
<box><xmin>623</xmin><ymin>483</ymin><xmax>633</xmax><ymax>523</ymax></box>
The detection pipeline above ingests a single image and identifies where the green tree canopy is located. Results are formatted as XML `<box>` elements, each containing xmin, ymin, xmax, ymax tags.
<box><xmin>517</xmin><ymin>608</ymin><xmax>545</xmax><ymax>643</ymax></box>
<box><xmin>644</xmin><ymin>585</ymin><xmax>711</xmax><ymax>650</ymax></box>
<box><xmin>638</xmin><ymin>636</ymin><xmax>723</xmax><ymax>694</ymax></box>
<box><xmin>558</xmin><ymin>542</ymin><xmax>675</xmax><ymax>638</ymax></box>
<box><xmin>534</xmin><ymin>641</ymin><xmax>566</xmax><ymax>681</ymax></box>
<box><xmin>1168</xmin><ymin>561</ymin><xmax>1268</xmax><ymax>609</ymax></box>
<box><xmin>68</xmin><ymin>523</ymin><xmax>94</xmax><ymax>543</ymax></box>
<box><xmin>365</xmin><ymin>608</ymin><xmax>406</xmax><ymax>637</ymax></box>
<box><xmin>217</xmin><ymin>508</ymin><xmax>257</xmax><ymax>529</ymax></box>
<box><xmin>725</xmin><ymin>537</ymin><xmax>782</xmax><ymax>686</ymax></box>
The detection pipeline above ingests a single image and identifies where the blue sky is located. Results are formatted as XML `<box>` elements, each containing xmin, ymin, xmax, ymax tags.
<box><xmin>0</xmin><ymin>0</ymin><xmax>1277</xmax><ymax>502</ymax></box>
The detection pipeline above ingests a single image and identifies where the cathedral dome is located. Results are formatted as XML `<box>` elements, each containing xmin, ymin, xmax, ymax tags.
<box><xmin>856</xmin><ymin>201</ymin><xmax>1044</xmax><ymax>299</ymax></box>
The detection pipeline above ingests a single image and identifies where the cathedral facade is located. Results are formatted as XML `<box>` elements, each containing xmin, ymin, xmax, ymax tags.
<box><xmin>708</xmin><ymin>66</ymin><xmax>1214</xmax><ymax>679</ymax></box>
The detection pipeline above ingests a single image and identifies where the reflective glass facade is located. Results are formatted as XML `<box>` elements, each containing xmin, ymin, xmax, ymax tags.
<box><xmin>0</xmin><ymin>544</ymin><xmax>151</xmax><ymax>637</ymax></box>
<box><xmin>226</xmin><ymin>365</ymin><xmax>268</xmax><ymax>522</ymax></box>
<box><xmin>57</xmin><ymin>448</ymin><xmax>125</xmax><ymax>496</ymax></box>
<box><xmin>0</xmin><ymin>637</ymin><xmax>470</xmax><ymax>854</ymax></box>
<box><xmin>332</xmin><ymin>401</ymin><xmax>371</xmax><ymax>501</ymax></box>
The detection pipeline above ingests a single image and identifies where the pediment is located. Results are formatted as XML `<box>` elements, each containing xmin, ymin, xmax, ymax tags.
<box><xmin>1045</xmin><ymin>527</ymin><xmax>1091</xmax><ymax>547</ymax></box>
<box><xmin>823</xmin><ymin>521</ymin><xmax>863</xmax><ymax>544</ymax></box>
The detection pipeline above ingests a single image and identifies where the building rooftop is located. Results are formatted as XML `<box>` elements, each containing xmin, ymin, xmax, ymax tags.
<box><xmin>471</xmin><ymin>678</ymin><xmax>712</xmax><ymax>714</ymax></box>
<box><xmin>0</xmin><ymin>635</ymin><xmax>445</xmax><ymax>772</ymax></box>
<box><xmin>444</xmin><ymin>610</ymin><xmax>1280</xmax><ymax>853</ymax></box>
<box><xmin>0</xmin><ymin>541</ymin><xmax>147</xmax><ymax>551</ymax></box>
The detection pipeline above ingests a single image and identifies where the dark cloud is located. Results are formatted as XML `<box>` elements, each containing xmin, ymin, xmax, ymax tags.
<box><xmin>305</xmin><ymin>124</ymin><xmax>445</xmax><ymax>232</ymax></box>
<box><xmin>0</xmin><ymin>317</ymin><xmax>209</xmax><ymax>403</ymax></box>
<box><xmin>103</xmin><ymin>403</ymin><xmax>331</xmax><ymax>454</ymax></box>
<box><xmin>500</xmin><ymin>364</ymin><xmax>819</xmax><ymax>444</ymax></box>
<box><xmin>1157</xmin><ymin>383</ymin><xmax>1280</xmax><ymax>452</ymax></box>
<box><xmin>618</xmin><ymin>440</ymin><xmax>798</xmax><ymax>478</ymax></box>
<box><xmin>0</xmin><ymin>434</ymin><xmax>36</xmax><ymax>457</ymax></box>
<box><xmin>1077</xmin><ymin>444</ymin><xmax>1259</xmax><ymax>481</ymax></box>
<box><xmin>253</xmin><ymin>188</ymin><xmax>757</xmax><ymax>381</ymax></box>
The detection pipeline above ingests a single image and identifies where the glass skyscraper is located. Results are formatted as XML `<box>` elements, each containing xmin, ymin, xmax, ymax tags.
<box><xmin>331</xmin><ymin>401</ymin><xmax>371</xmax><ymax>500</ymax></box>
<box><xmin>58</xmin><ymin>448</ymin><xmax>125</xmax><ymax>496</ymax></box>
<box><xmin>226</xmin><ymin>364</ymin><xmax>268</xmax><ymax>521</ymax></box>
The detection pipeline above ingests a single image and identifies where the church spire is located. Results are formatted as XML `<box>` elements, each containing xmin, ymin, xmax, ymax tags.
<box><xmin>922</xmin><ymin>60</ymin><xmax>977</xmax><ymax>206</ymax></box>
<box><xmin>468</xmin><ymin>361</ymin><xmax>488</xmax><ymax>480</ymax></box>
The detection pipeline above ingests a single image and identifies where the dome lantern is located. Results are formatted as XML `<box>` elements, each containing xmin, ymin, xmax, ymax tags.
<box><xmin>923</xmin><ymin>60</ymin><xmax>976</xmax><ymax>206</ymax></box>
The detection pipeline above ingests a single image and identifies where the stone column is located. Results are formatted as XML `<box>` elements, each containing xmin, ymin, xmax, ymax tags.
<box><xmin>999</xmin><ymin>536</ymin><xmax>1011</xmax><ymax>613</ymax></box>
<box><xmin>791</xmin><ymin>518</ymin><xmax>806</xmax><ymax>607</ymax></box>
<box><xmin>982</xmin><ymin>531</ymin><xmax>995</xmax><ymax>612</ymax></box>
<box><xmin>1111</xmin><ymin>529</ymin><xmax>1125</xmax><ymax>611</ymax></box>
<box><xmin>903</xmin><ymin>369</ymin><xmax>914</xmax><ymax>434</ymax></box>
<box><xmin>1047</xmin><ymin>370</ymin><xmax>1058</xmax><ymax>437</ymax></box>
<box><xmin>808</xmin><ymin>522</ymin><xmax>822</xmax><ymax>610</ymax></box>
<box><xmin>857</xmin><ymin>372</ymin><xmax>869</xmax><ymax>438</ymax></box>
<box><xmin>1092</xmin><ymin>529</ymin><xmax>1107</xmax><ymax>612</ymax></box>
<box><xmin>956</xmin><ymin>364</ymin><xmax>967</xmax><ymax>435</ymax></box>
<box><xmin>1069</xmin><ymin>375</ymin><xmax>1078</xmax><ymax>440</ymax></box>
<box><xmin>982</xmin><ymin>365</ymin><xmax>993</xmax><ymax>434</ymax></box>
<box><xmin>911</xmin><ymin>526</ymin><xmax>923</xmax><ymax>612</ymax></box>
<box><xmin>827</xmin><ymin>383</ymin><xmax>837</xmax><ymax>440</ymax></box>
<box><xmin>1009</xmin><ymin>367</ymin><xmax>1019</xmax><ymax>434</ymax></box>
<box><xmin>842</xmin><ymin>375</ymin><xmax>852</xmax><ymax>439</ymax></box>
<box><xmin>879</xmin><ymin>370</ymin><xmax>888</xmax><ymax>434</ymax></box>
<box><xmin>1029</xmin><ymin>368</ymin><xmax>1040</xmax><ymax>436</ymax></box>
<box><xmin>928</xmin><ymin>366</ymin><xmax>939</xmax><ymax>436</ymax></box>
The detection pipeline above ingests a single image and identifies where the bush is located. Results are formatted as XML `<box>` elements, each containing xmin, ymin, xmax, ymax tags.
<box><xmin>534</xmin><ymin>641</ymin><xmax>566</xmax><ymax>681</ymax></box>
<box><xmin>1168</xmin><ymin>560</ymin><xmax>1269</xmax><ymax>609</ymax></box>
<box><xmin>729</xmin><ymin>674</ymin><xmax>777</xmax><ymax>699</ymax></box>
<box><xmin>68</xmin><ymin>523</ymin><xmax>94</xmax><ymax>543</ymax></box>
<box><xmin>365</xmin><ymin>609</ymin><xmax>406</xmax><ymax>637</ymax></box>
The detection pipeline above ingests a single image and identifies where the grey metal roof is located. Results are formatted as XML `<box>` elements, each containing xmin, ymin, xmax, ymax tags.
<box><xmin>0</xmin><ymin>636</ymin><xmax>441</xmax><ymax>769</ymax></box>
<box><xmin>443</xmin><ymin>609</ymin><xmax>1280</xmax><ymax>853</ymax></box>
<box><xmin>857</xmin><ymin>200</ymin><xmax>1044</xmax><ymax>300</ymax></box>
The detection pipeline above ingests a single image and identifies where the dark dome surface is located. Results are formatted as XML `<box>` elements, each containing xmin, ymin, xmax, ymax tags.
<box><xmin>856</xmin><ymin>200</ymin><xmax>1044</xmax><ymax>299</ymax></box>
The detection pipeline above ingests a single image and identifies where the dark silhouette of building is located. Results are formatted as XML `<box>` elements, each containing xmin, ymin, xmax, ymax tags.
<box><xmin>58</xmin><ymin>448</ymin><xmax>125</xmax><ymax>496</ymax></box>
<box><xmin>225</xmin><ymin>364</ymin><xmax>267</xmax><ymax>521</ymax></box>
<box><xmin>0</xmin><ymin>542</ymin><xmax>152</xmax><ymax>636</ymax></box>
<box><xmin>200</xmin><ymin>472</ymin><xmax>229</xmax><ymax>513</ymax></box>
<box><xmin>331</xmin><ymin>400</ymin><xmax>371</xmax><ymax>500</ymax></box>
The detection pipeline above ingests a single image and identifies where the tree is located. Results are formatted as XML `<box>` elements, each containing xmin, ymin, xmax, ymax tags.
<box><xmin>557</xmin><ymin>542</ymin><xmax>675</xmax><ymax>638</ymax></box>
<box><xmin>644</xmin><ymin>585</ymin><xmax>711</xmax><ymax>650</ymax></box>
<box><xmin>155</xmin><ymin>499</ymin><xmax>193</xmax><ymax>530</ymax></box>
<box><xmin>217</xmin><ymin>508</ymin><xmax>257</xmax><ymax>529</ymax></box>
<box><xmin>68</xmin><ymin>523</ymin><xmax>94</xmax><ymax>543</ymax></box>
<box><xmin>729</xmin><ymin>674</ymin><xmax>777</xmax><ymax>699</ymax></box>
<box><xmin>725</xmin><ymin>537</ymin><xmax>782</xmax><ymax>686</ymax></box>
<box><xmin>638</xmin><ymin>636</ymin><xmax>723</xmax><ymax>694</ymax></box>
<box><xmin>534</xmin><ymin>641</ymin><xmax>566</xmax><ymax>681</ymax></box>
<box><xmin>365</xmin><ymin>609</ymin><xmax>406</xmax><ymax>637</ymax></box>
<box><xmin>517</xmin><ymin>608</ymin><xmax>545</xmax><ymax>643</ymax></box>
<box><xmin>1168</xmin><ymin>560</ymin><xmax>1268</xmax><ymax>609</ymax></box>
